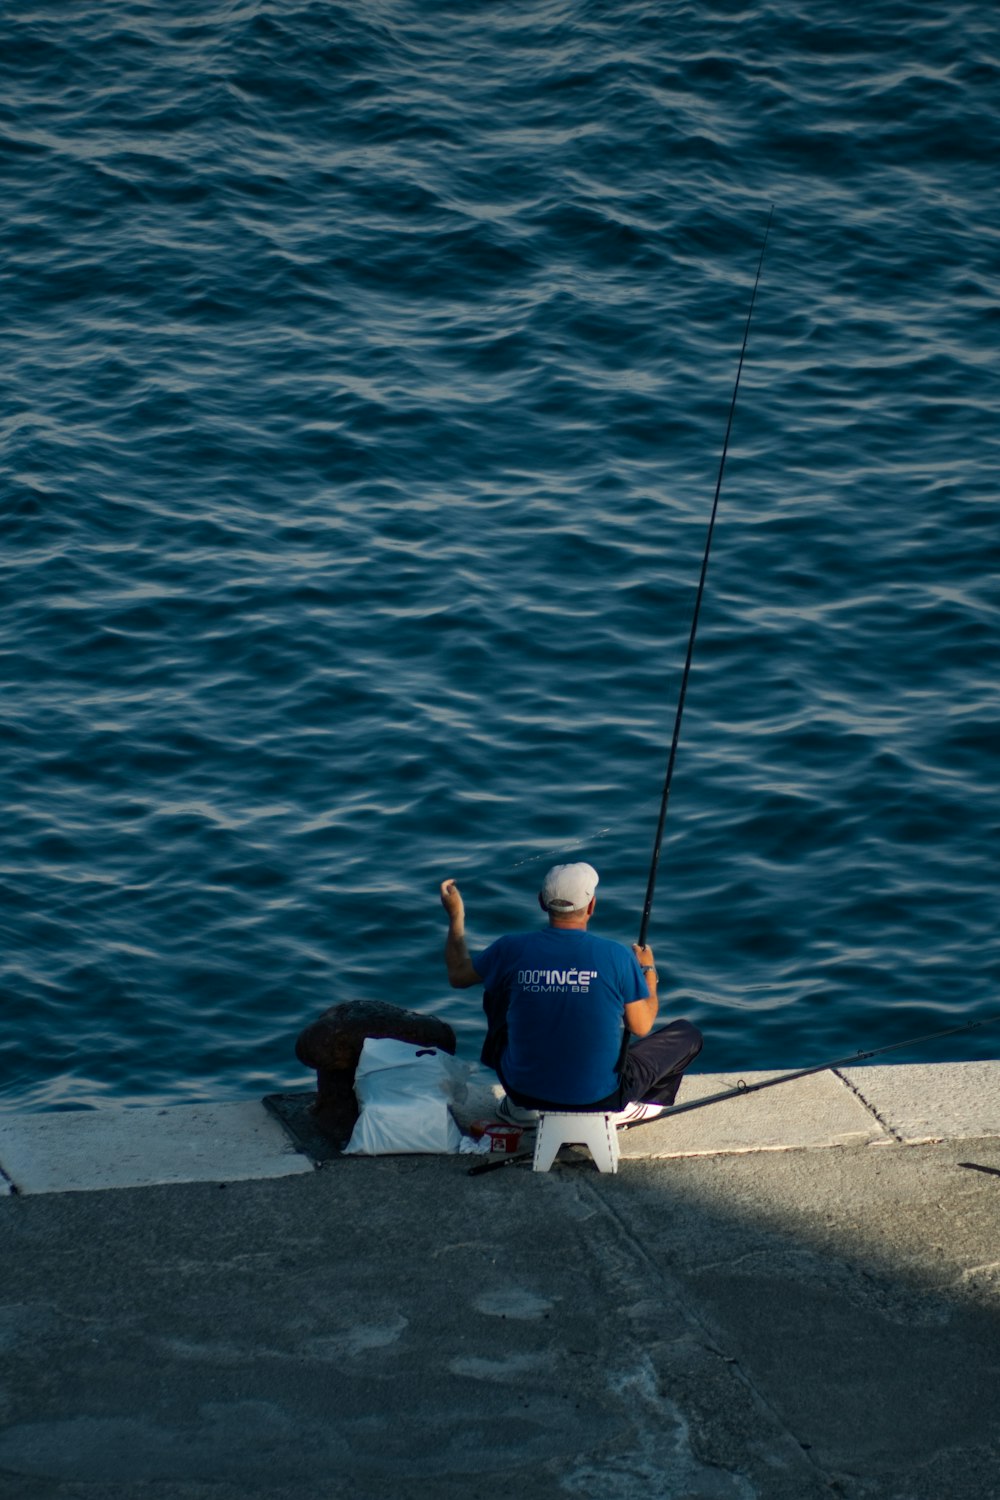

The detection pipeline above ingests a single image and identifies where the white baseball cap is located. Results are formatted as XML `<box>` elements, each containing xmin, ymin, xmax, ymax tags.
<box><xmin>541</xmin><ymin>862</ymin><xmax>599</xmax><ymax>912</ymax></box>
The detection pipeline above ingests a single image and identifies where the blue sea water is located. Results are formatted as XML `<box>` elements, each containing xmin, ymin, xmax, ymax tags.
<box><xmin>1</xmin><ymin>0</ymin><xmax>998</xmax><ymax>1110</ymax></box>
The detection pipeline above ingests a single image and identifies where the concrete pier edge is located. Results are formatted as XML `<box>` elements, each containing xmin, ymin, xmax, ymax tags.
<box><xmin>0</xmin><ymin>1059</ymin><xmax>998</xmax><ymax>1195</ymax></box>
<box><xmin>3</xmin><ymin>1061</ymin><xmax>1000</xmax><ymax>1499</ymax></box>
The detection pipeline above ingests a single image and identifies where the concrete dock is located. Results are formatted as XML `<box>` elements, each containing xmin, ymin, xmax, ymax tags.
<box><xmin>1</xmin><ymin>1062</ymin><xmax>998</xmax><ymax>1498</ymax></box>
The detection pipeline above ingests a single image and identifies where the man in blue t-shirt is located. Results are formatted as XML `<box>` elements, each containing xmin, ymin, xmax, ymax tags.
<box><xmin>439</xmin><ymin>862</ymin><xmax>702</xmax><ymax>1126</ymax></box>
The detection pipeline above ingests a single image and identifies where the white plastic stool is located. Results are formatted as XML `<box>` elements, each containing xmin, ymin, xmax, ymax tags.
<box><xmin>532</xmin><ymin>1112</ymin><xmax>620</xmax><ymax>1174</ymax></box>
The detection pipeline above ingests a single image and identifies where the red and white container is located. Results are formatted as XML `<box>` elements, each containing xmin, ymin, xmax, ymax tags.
<box><xmin>468</xmin><ymin>1118</ymin><xmax>525</xmax><ymax>1154</ymax></box>
<box><xmin>484</xmin><ymin>1122</ymin><xmax>524</xmax><ymax>1154</ymax></box>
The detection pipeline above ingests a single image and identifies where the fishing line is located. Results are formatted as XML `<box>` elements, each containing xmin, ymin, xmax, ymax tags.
<box><xmin>623</xmin><ymin>1010</ymin><xmax>1000</xmax><ymax>1130</ymax></box>
<box><xmin>638</xmin><ymin>207</ymin><xmax>773</xmax><ymax>950</ymax></box>
<box><xmin>506</xmin><ymin>828</ymin><xmax>614</xmax><ymax>872</ymax></box>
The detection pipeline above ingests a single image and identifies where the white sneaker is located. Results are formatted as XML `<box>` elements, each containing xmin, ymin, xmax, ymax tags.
<box><xmin>495</xmin><ymin>1095</ymin><xmax>540</xmax><ymax>1128</ymax></box>
<box><xmin>610</xmin><ymin>1100</ymin><xmax>668</xmax><ymax>1126</ymax></box>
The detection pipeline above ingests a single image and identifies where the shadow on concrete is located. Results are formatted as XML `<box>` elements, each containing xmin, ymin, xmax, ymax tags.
<box><xmin>262</xmin><ymin>1090</ymin><xmax>344</xmax><ymax>1164</ymax></box>
<box><xmin>0</xmin><ymin>1136</ymin><xmax>998</xmax><ymax>1499</ymax></box>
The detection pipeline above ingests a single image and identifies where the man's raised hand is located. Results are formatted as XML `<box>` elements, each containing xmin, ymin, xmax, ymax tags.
<box><xmin>440</xmin><ymin>878</ymin><xmax>465</xmax><ymax>927</ymax></box>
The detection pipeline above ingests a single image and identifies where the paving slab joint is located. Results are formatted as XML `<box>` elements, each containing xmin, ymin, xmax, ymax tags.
<box><xmin>832</xmin><ymin>1067</ymin><xmax>904</xmax><ymax>1143</ymax></box>
<box><xmin>575</xmin><ymin>1175</ymin><xmax>836</xmax><ymax>1491</ymax></box>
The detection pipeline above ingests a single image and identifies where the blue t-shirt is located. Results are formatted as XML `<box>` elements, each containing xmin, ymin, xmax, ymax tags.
<box><xmin>472</xmin><ymin>927</ymin><xmax>649</xmax><ymax>1105</ymax></box>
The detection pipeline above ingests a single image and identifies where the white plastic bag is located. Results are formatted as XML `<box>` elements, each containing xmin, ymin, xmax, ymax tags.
<box><xmin>343</xmin><ymin>1037</ymin><xmax>470</xmax><ymax>1155</ymax></box>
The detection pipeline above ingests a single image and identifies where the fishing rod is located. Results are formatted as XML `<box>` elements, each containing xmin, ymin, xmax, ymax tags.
<box><xmin>638</xmin><ymin>207</ymin><xmax>773</xmax><ymax>951</ymax></box>
<box><xmin>623</xmin><ymin>1010</ymin><xmax>1000</xmax><ymax>1130</ymax></box>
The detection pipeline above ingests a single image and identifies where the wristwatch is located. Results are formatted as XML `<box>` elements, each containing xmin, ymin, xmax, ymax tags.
<box><xmin>640</xmin><ymin>964</ymin><xmax>658</xmax><ymax>979</ymax></box>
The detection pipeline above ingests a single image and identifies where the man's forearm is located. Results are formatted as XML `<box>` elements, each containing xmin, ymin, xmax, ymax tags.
<box><xmin>440</xmin><ymin>877</ymin><xmax>482</xmax><ymax>988</ymax></box>
<box><xmin>445</xmin><ymin>926</ymin><xmax>469</xmax><ymax>983</ymax></box>
<box><xmin>625</xmin><ymin>963</ymin><xmax>660</xmax><ymax>1036</ymax></box>
<box><xmin>640</xmin><ymin>982</ymin><xmax>660</xmax><ymax>1029</ymax></box>
<box><xmin>445</xmin><ymin>925</ymin><xmax>480</xmax><ymax>988</ymax></box>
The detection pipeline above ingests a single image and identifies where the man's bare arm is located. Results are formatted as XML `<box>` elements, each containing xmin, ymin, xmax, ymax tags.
<box><xmin>624</xmin><ymin>942</ymin><xmax>659</xmax><ymax>1036</ymax></box>
<box><xmin>440</xmin><ymin>878</ymin><xmax>483</xmax><ymax>988</ymax></box>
